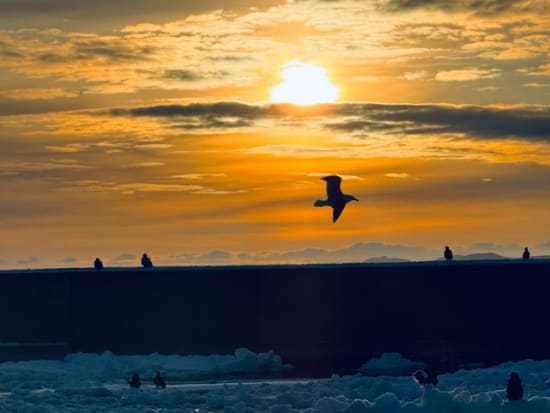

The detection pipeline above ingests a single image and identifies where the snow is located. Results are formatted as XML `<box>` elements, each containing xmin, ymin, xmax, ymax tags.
<box><xmin>1</xmin><ymin>349</ymin><xmax>550</xmax><ymax>412</ymax></box>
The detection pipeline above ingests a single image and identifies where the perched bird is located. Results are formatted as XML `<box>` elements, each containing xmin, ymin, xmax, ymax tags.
<box><xmin>314</xmin><ymin>175</ymin><xmax>358</xmax><ymax>223</ymax></box>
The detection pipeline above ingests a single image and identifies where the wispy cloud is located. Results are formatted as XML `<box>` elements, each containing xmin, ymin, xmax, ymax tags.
<box><xmin>385</xmin><ymin>173</ymin><xmax>413</xmax><ymax>179</ymax></box>
<box><xmin>171</xmin><ymin>173</ymin><xmax>227</xmax><ymax>179</ymax></box>
<box><xmin>435</xmin><ymin>68</ymin><xmax>501</xmax><ymax>82</ymax></box>
<box><xmin>0</xmin><ymin>88</ymin><xmax>78</xmax><ymax>100</ymax></box>
<box><xmin>379</xmin><ymin>0</ymin><xmax>545</xmax><ymax>15</ymax></box>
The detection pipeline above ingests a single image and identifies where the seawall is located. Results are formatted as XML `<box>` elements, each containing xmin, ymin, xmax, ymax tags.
<box><xmin>0</xmin><ymin>260</ymin><xmax>549</xmax><ymax>375</ymax></box>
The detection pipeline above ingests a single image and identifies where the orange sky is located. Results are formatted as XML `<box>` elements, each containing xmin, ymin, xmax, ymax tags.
<box><xmin>1</xmin><ymin>0</ymin><xmax>549</xmax><ymax>268</ymax></box>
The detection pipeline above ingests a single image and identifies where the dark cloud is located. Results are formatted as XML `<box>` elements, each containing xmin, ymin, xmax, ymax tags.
<box><xmin>0</xmin><ymin>40</ymin><xmax>23</xmax><ymax>59</ymax></box>
<box><xmin>111</xmin><ymin>101</ymin><xmax>550</xmax><ymax>142</ymax></box>
<box><xmin>328</xmin><ymin>103</ymin><xmax>550</xmax><ymax>141</ymax></box>
<box><xmin>111</xmin><ymin>102</ymin><xmax>266</xmax><ymax>129</ymax></box>
<box><xmin>164</xmin><ymin>69</ymin><xmax>203</xmax><ymax>81</ymax></box>
<box><xmin>380</xmin><ymin>0</ymin><xmax>535</xmax><ymax>15</ymax></box>
<box><xmin>73</xmin><ymin>41</ymin><xmax>155</xmax><ymax>62</ymax></box>
<box><xmin>59</xmin><ymin>256</ymin><xmax>78</xmax><ymax>263</ymax></box>
<box><xmin>112</xmin><ymin>102</ymin><xmax>264</xmax><ymax>118</ymax></box>
<box><xmin>0</xmin><ymin>0</ymin><xmax>283</xmax><ymax>31</ymax></box>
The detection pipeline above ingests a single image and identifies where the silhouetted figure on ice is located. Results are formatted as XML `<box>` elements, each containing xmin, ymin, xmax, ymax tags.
<box><xmin>154</xmin><ymin>371</ymin><xmax>166</xmax><ymax>388</ymax></box>
<box><xmin>141</xmin><ymin>253</ymin><xmax>153</xmax><ymax>268</ymax></box>
<box><xmin>506</xmin><ymin>372</ymin><xmax>524</xmax><ymax>401</ymax></box>
<box><xmin>522</xmin><ymin>247</ymin><xmax>530</xmax><ymax>260</ymax></box>
<box><xmin>412</xmin><ymin>369</ymin><xmax>438</xmax><ymax>387</ymax></box>
<box><xmin>314</xmin><ymin>175</ymin><xmax>358</xmax><ymax>223</ymax></box>
<box><xmin>444</xmin><ymin>246</ymin><xmax>453</xmax><ymax>261</ymax></box>
<box><xmin>128</xmin><ymin>373</ymin><xmax>141</xmax><ymax>388</ymax></box>
<box><xmin>93</xmin><ymin>257</ymin><xmax>103</xmax><ymax>270</ymax></box>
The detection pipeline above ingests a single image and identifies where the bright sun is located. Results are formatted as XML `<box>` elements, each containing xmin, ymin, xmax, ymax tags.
<box><xmin>271</xmin><ymin>61</ymin><xmax>339</xmax><ymax>105</ymax></box>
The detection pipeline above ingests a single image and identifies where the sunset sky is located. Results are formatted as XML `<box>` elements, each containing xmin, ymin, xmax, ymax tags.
<box><xmin>1</xmin><ymin>0</ymin><xmax>549</xmax><ymax>268</ymax></box>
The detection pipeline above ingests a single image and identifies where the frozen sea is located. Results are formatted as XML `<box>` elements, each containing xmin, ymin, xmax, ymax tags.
<box><xmin>1</xmin><ymin>349</ymin><xmax>549</xmax><ymax>412</ymax></box>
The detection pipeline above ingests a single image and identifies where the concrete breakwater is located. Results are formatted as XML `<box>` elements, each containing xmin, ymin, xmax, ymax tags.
<box><xmin>0</xmin><ymin>260</ymin><xmax>549</xmax><ymax>375</ymax></box>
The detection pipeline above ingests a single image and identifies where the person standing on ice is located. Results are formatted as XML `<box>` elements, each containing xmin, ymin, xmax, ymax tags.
<box><xmin>154</xmin><ymin>371</ymin><xmax>166</xmax><ymax>388</ymax></box>
<box><xmin>444</xmin><ymin>246</ymin><xmax>453</xmax><ymax>261</ymax></box>
<box><xmin>506</xmin><ymin>372</ymin><xmax>524</xmax><ymax>401</ymax></box>
<box><xmin>522</xmin><ymin>247</ymin><xmax>530</xmax><ymax>260</ymax></box>
<box><xmin>141</xmin><ymin>253</ymin><xmax>153</xmax><ymax>268</ymax></box>
<box><xmin>128</xmin><ymin>373</ymin><xmax>141</xmax><ymax>388</ymax></box>
<box><xmin>93</xmin><ymin>257</ymin><xmax>103</xmax><ymax>269</ymax></box>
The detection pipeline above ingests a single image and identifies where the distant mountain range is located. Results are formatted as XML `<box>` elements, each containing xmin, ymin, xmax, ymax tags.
<box><xmin>449</xmin><ymin>252</ymin><xmax>508</xmax><ymax>261</ymax></box>
<box><xmin>363</xmin><ymin>256</ymin><xmax>411</xmax><ymax>263</ymax></box>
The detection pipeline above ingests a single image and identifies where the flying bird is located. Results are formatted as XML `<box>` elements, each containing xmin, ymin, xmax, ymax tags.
<box><xmin>314</xmin><ymin>175</ymin><xmax>358</xmax><ymax>223</ymax></box>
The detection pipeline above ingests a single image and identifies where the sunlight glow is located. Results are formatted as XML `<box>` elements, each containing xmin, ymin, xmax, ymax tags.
<box><xmin>271</xmin><ymin>61</ymin><xmax>339</xmax><ymax>105</ymax></box>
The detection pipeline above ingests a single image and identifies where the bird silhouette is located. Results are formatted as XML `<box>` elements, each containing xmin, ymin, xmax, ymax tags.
<box><xmin>314</xmin><ymin>175</ymin><xmax>358</xmax><ymax>223</ymax></box>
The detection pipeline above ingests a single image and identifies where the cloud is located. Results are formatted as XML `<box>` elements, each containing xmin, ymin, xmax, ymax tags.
<box><xmin>403</xmin><ymin>71</ymin><xmax>429</xmax><ymax>80</ymax></box>
<box><xmin>16</xmin><ymin>256</ymin><xmax>38</xmax><ymax>265</ymax></box>
<box><xmin>46</xmin><ymin>144</ymin><xmax>90</xmax><ymax>153</ymax></box>
<box><xmin>435</xmin><ymin>68</ymin><xmax>500</xmax><ymax>81</ymax></box>
<box><xmin>523</xmin><ymin>83</ymin><xmax>549</xmax><ymax>88</ymax></box>
<box><xmin>59</xmin><ymin>256</ymin><xmax>78</xmax><ymax>263</ymax></box>
<box><xmin>171</xmin><ymin>173</ymin><xmax>227</xmax><ymax>180</ymax></box>
<box><xmin>325</xmin><ymin>103</ymin><xmax>550</xmax><ymax>142</ymax></box>
<box><xmin>385</xmin><ymin>173</ymin><xmax>412</xmax><ymax>179</ymax></box>
<box><xmin>72</xmin><ymin>40</ymin><xmax>155</xmax><ymax>62</ymax></box>
<box><xmin>0</xmin><ymin>159</ymin><xmax>91</xmax><ymax>177</ymax></box>
<box><xmin>111</xmin><ymin>102</ymin><xmax>265</xmax><ymax>119</ymax></box>
<box><xmin>201</xmin><ymin>250</ymin><xmax>233</xmax><ymax>261</ymax></box>
<box><xmin>493</xmin><ymin>48</ymin><xmax>536</xmax><ymax>60</ymax></box>
<box><xmin>379</xmin><ymin>0</ymin><xmax>543</xmax><ymax>15</ymax></box>
<box><xmin>122</xmin><ymin>162</ymin><xmax>165</xmax><ymax>168</ymax></box>
<box><xmin>114</xmin><ymin>253</ymin><xmax>137</xmax><ymax>262</ymax></box>
<box><xmin>61</xmin><ymin>180</ymin><xmax>246</xmax><ymax>196</ymax></box>
<box><xmin>110</xmin><ymin>101</ymin><xmax>550</xmax><ymax>143</ymax></box>
<box><xmin>0</xmin><ymin>88</ymin><xmax>78</xmax><ymax>100</ymax></box>
<box><xmin>163</xmin><ymin>69</ymin><xmax>203</xmax><ymax>81</ymax></box>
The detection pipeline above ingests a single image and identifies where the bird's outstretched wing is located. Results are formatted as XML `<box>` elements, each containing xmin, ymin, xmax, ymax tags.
<box><xmin>332</xmin><ymin>201</ymin><xmax>345</xmax><ymax>223</ymax></box>
<box><xmin>322</xmin><ymin>175</ymin><xmax>343</xmax><ymax>202</ymax></box>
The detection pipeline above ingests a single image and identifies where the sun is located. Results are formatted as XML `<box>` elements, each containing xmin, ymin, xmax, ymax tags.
<box><xmin>271</xmin><ymin>61</ymin><xmax>339</xmax><ymax>105</ymax></box>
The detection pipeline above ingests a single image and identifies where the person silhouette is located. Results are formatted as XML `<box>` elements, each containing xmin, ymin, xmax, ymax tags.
<box><xmin>506</xmin><ymin>372</ymin><xmax>524</xmax><ymax>401</ymax></box>
<box><xmin>153</xmin><ymin>371</ymin><xmax>166</xmax><ymax>388</ymax></box>
<box><xmin>522</xmin><ymin>247</ymin><xmax>530</xmax><ymax>260</ymax></box>
<box><xmin>141</xmin><ymin>253</ymin><xmax>153</xmax><ymax>268</ymax></box>
<box><xmin>93</xmin><ymin>257</ymin><xmax>103</xmax><ymax>270</ymax></box>
<box><xmin>444</xmin><ymin>246</ymin><xmax>453</xmax><ymax>261</ymax></box>
<box><xmin>128</xmin><ymin>373</ymin><xmax>141</xmax><ymax>388</ymax></box>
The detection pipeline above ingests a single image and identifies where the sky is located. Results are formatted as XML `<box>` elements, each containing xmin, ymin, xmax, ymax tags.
<box><xmin>1</xmin><ymin>0</ymin><xmax>549</xmax><ymax>268</ymax></box>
